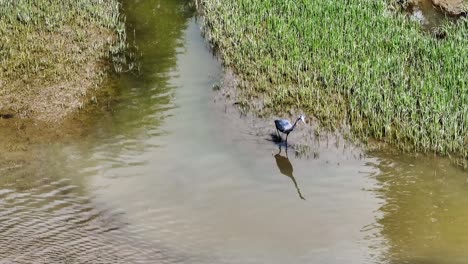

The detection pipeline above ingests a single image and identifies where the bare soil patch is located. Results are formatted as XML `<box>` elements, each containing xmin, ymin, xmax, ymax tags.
<box><xmin>432</xmin><ymin>0</ymin><xmax>467</xmax><ymax>15</ymax></box>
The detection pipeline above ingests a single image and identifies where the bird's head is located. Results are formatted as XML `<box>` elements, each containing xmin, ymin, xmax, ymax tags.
<box><xmin>299</xmin><ymin>115</ymin><xmax>305</xmax><ymax>124</ymax></box>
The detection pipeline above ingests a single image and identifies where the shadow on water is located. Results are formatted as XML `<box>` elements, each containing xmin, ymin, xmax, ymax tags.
<box><xmin>267</xmin><ymin>132</ymin><xmax>283</xmax><ymax>144</ymax></box>
<box><xmin>273</xmin><ymin>145</ymin><xmax>306</xmax><ymax>200</ymax></box>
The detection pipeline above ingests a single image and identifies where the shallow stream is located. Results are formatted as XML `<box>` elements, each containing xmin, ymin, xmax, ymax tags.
<box><xmin>0</xmin><ymin>0</ymin><xmax>467</xmax><ymax>263</ymax></box>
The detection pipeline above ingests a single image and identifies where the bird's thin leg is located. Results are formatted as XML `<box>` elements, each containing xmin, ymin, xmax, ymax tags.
<box><xmin>276</xmin><ymin>129</ymin><xmax>281</xmax><ymax>142</ymax></box>
<box><xmin>285</xmin><ymin>133</ymin><xmax>289</xmax><ymax>144</ymax></box>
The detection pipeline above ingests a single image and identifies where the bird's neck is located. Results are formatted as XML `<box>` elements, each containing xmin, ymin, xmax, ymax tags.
<box><xmin>292</xmin><ymin>118</ymin><xmax>300</xmax><ymax>129</ymax></box>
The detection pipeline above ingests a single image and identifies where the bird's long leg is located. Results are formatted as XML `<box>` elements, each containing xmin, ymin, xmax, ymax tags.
<box><xmin>276</xmin><ymin>129</ymin><xmax>281</xmax><ymax>142</ymax></box>
<box><xmin>285</xmin><ymin>133</ymin><xmax>289</xmax><ymax>144</ymax></box>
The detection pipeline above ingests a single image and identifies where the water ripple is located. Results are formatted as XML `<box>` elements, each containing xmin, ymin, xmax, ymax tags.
<box><xmin>0</xmin><ymin>177</ymin><xmax>169</xmax><ymax>263</ymax></box>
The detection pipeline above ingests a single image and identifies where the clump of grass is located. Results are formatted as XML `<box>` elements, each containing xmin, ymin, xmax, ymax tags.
<box><xmin>200</xmin><ymin>0</ymin><xmax>468</xmax><ymax>158</ymax></box>
<box><xmin>0</xmin><ymin>0</ymin><xmax>129</xmax><ymax>122</ymax></box>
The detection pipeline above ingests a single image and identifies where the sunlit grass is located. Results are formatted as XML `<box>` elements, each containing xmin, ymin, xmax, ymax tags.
<box><xmin>201</xmin><ymin>0</ymin><xmax>468</xmax><ymax>158</ymax></box>
<box><xmin>0</xmin><ymin>0</ymin><xmax>129</xmax><ymax>120</ymax></box>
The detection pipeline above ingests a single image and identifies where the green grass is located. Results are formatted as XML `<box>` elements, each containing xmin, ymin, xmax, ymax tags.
<box><xmin>200</xmin><ymin>0</ymin><xmax>468</xmax><ymax>158</ymax></box>
<box><xmin>0</xmin><ymin>0</ymin><xmax>128</xmax><ymax>121</ymax></box>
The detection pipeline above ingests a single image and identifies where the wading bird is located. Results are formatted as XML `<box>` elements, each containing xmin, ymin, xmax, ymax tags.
<box><xmin>274</xmin><ymin>115</ymin><xmax>305</xmax><ymax>143</ymax></box>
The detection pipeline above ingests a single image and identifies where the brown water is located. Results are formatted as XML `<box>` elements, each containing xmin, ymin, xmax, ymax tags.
<box><xmin>0</xmin><ymin>0</ymin><xmax>467</xmax><ymax>263</ymax></box>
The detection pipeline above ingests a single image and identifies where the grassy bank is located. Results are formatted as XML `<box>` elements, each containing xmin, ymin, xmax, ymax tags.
<box><xmin>0</xmin><ymin>0</ymin><xmax>127</xmax><ymax>122</ymax></box>
<box><xmin>200</xmin><ymin>0</ymin><xmax>468</xmax><ymax>158</ymax></box>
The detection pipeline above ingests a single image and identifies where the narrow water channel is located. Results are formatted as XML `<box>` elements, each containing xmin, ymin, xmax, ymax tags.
<box><xmin>0</xmin><ymin>0</ymin><xmax>467</xmax><ymax>263</ymax></box>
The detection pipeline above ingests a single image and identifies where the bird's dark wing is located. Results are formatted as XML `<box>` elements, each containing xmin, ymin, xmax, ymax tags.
<box><xmin>275</xmin><ymin>119</ymin><xmax>292</xmax><ymax>132</ymax></box>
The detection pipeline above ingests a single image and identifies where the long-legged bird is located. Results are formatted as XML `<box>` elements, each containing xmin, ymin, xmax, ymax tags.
<box><xmin>274</xmin><ymin>115</ymin><xmax>305</xmax><ymax>143</ymax></box>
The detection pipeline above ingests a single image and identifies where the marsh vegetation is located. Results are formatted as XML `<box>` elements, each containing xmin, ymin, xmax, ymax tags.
<box><xmin>0</xmin><ymin>0</ymin><xmax>128</xmax><ymax>122</ymax></box>
<box><xmin>200</xmin><ymin>0</ymin><xmax>468</xmax><ymax>158</ymax></box>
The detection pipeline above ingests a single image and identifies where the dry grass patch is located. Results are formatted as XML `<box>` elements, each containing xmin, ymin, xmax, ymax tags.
<box><xmin>0</xmin><ymin>0</ymin><xmax>127</xmax><ymax>122</ymax></box>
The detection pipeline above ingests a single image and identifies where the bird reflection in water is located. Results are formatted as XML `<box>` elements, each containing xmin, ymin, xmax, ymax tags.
<box><xmin>273</xmin><ymin>146</ymin><xmax>306</xmax><ymax>200</ymax></box>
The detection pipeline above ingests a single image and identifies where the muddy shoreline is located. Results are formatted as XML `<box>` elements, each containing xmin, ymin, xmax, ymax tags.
<box><xmin>217</xmin><ymin>69</ymin><xmax>468</xmax><ymax>170</ymax></box>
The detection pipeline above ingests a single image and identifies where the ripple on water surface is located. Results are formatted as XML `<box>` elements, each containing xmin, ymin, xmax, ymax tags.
<box><xmin>0</xmin><ymin>170</ymin><xmax>173</xmax><ymax>264</ymax></box>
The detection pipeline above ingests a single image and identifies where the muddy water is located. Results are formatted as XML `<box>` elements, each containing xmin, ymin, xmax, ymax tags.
<box><xmin>0</xmin><ymin>0</ymin><xmax>467</xmax><ymax>263</ymax></box>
